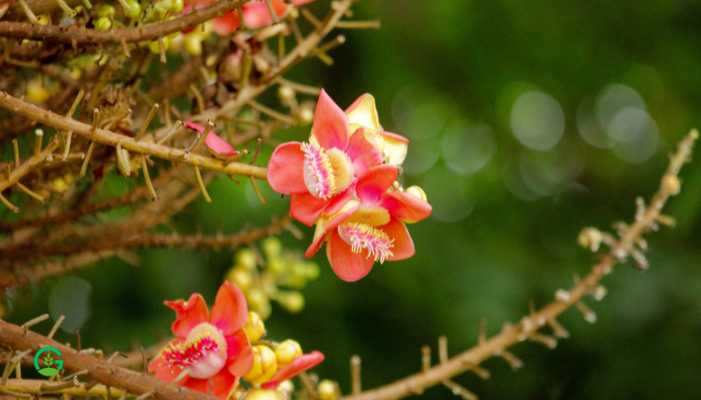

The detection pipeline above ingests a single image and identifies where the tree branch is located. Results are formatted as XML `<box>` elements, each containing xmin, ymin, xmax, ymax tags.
<box><xmin>0</xmin><ymin>319</ymin><xmax>216</xmax><ymax>400</ymax></box>
<box><xmin>0</xmin><ymin>90</ymin><xmax>267</xmax><ymax>180</ymax></box>
<box><xmin>341</xmin><ymin>130</ymin><xmax>698</xmax><ymax>400</ymax></box>
<box><xmin>0</xmin><ymin>0</ymin><xmax>243</xmax><ymax>44</ymax></box>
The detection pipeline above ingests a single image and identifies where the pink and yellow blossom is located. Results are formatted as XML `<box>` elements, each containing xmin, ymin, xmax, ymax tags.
<box><xmin>305</xmin><ymin>165</ymin><xmax>432</xmax><ymax>282</ymax></box>
<box><xmin>267</xmin><ymin>90</ymin><xmax>384</xmax><ymax>226</ymax></box>
<box><xmin>148</xmin><ymin>282</ymin><xmax>253</xmax><ymax>399</ymax></box>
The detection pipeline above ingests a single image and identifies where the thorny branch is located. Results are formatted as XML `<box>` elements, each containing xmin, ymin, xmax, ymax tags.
<box><xmin>0</xmin><ymin>0</ymin><xmax>244</xmax><ymax>44</ymax></box>
<box><xmin>0</xmin><ymin>317</ymin><xmax>217</xmax><ymax>400</ymax></box>
<box><xmin>341</xmin><ymin>130</ymin><xmax>698</xmax><ymax>400</ymax></box>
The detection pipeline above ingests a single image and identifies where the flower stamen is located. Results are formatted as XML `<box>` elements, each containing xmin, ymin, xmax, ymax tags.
<box><xmin>338</xmin><ymin>222</ymin><xmax>394</xmax><ymax>263</ymax></box>
<box><xmin>302</xmin><ymin>142</ymin><xmax>335</xmax><ymax>199</ymax></box>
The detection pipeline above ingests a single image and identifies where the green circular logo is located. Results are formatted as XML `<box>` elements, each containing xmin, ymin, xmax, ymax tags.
<box><xmin>34</xmin><ymin>345</ymin><xmax>64</xmax><ymax>377</ymax></box>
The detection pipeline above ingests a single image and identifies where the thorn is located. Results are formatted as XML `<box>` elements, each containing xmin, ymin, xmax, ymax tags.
<box><xmin>80</xmin><ymin>142</ymin><xmax>96</xmax><ymax>177</ymax></box>
<box><xmin>591</xmin><ymin>285</ymin><xmax>607</xmax><ymax>301</ymax></box>
<box><xmin>194</xmin><ymin>166</ymin><xmax>212</xmax><ymax>203</ymax></box>
<box><xmin>529</xmin><ymin>332</ymin><xmax>557</xmax><ymax>349</ymax></box>
<box><xmin>17</xmin><ymin>0</ymin><xmax>38</xmax><ymax>23</ymax></box>
<box><xmin>547</xmin><ymin>318</ymin><xmax>570</xmax><ymax>338</ymax></box>
<box><xmin>138</xmin><ymin>103</ymin><xmax>160</xmax><ymax>138</ymax></box>
<box><xmin>576</xmin><ymin>302</ymin><xmax>597</xmax><ymax>323</ymax></box>
<box><xmin>34</xmin><ymin>128</ymin><xmax>44</xmax><ymax>157</ymax></box>
<box><xmin>555</xmin><ymin>289</ymin><xmax>571</xmax><ymax>302</ymax></box>
<box><xmin>496</xmin><ymin>349</ymin><xmax>523</xmax><ymax>370</ymax></box>
<box><xmin>21</xmin><ymin>314</ymin><xmax>49</xmax><ymax>331</ymax></box>
<box><xmin>631</xmin><ymin>249</ymin><xmax>649</xmax><ymax>270</ymax></box>
<box><xmin>11</xmin><ymin>138</ymin><xmax>20</xmax><ymax>167</ymax></box>
<box><xmin>350</xmin><ymin>355</ymin><xmax>362</xmax><ymax>395</ymax></box>
<box><xmin>442</xmin><ymin>380</ymin><xmax>478</xmax><ymax>400</ymax></box>
<box><xmin>17</xmin><ymin>182</ymin><xmax>44</xmax><ymax>203</ymax></box>
<box><xmin>0</xmin><ymin>192</ymin><xmax>19</xmax><ymax>213</ymax></box>
<box><xmin>141</xmin><ymin>157</ymin><xmax>158</xmax><ymax>201</ymax></box>
<box><xmin>421</xmin><ymin>346</ymin><xmax>431</xmax><ymax>372</ymax></box>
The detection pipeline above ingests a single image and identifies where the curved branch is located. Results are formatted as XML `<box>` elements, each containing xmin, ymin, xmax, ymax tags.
<box><xmin>0</xmin><ymin>319</ymin><xmax>216</xmax><ymax>400</ymax></box>
<box><xmin>0</xmin><ymin>90</ymin><xmax>267</xmax><ymax>180</ymax></box>
<box><xmin>342</xmin><ymin>130</ymin><xmax>698</xmax><ymax>400</ymax></box>
<box><xmin>0</xmin><ymin>0</ymin><xmax>243</xmax><ymax>44</ymax></box>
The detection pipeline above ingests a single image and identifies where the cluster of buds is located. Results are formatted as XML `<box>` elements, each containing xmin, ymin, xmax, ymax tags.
<box><xmin>227</xmin><ymin>237</ymin><xmax>319</xmax><ymax>319</ymax></box>
<box><xmin>268</xmin><ymin>91</ymin><xmax>433</xmax><ymax>281</ymax></box>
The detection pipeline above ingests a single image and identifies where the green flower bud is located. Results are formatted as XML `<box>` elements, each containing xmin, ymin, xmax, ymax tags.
<box><xmin>119</xmin><ymin>0</ymin><xmax>141</xmax><ymax>20</ymax></box>
<box><xmin>96</xmin><ymin>4</ymin><xmax>115</xmax><ymax>17</ymax></box>
<box><xmin>262</xmin><ymin>237</ymin><xmax>282</xmax><ymax>259</ymax></box>
<box><xmin>277</xmin><ymin>291</ymin><xmax>304</xmax><ymax>313</ymax></box>
<box><xmin>94</xmin><ymin>16</ymin><xmax>112</xmax><ymax>31</ymax></box>
<box><xmin>236</xmin><ymin>249</ymin><xmax>257</xmax><ymax>271</ymax></box>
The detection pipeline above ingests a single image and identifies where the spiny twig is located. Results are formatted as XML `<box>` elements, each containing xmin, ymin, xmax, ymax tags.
<box><xmin>341</xmin><ymin>130</ymin><xmax>698</xmax><ymax>400</ymax></box>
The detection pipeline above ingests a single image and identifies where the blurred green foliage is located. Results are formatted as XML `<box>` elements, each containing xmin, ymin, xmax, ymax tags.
<box><xmin>6</xmin><ymin>0</ymin><xmax>701</xmax><ymax>399</ymax></box>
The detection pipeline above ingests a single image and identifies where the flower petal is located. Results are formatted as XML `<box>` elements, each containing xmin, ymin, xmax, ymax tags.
<box><xmin>184</xmin><ymin>119</ymin><xmax>206</xmax><ymax>134</ymax></box>
<box><xmin>355</xmin><ymin>165</ymin><xmax>399</xmax><ymax>204</ymax></box>
<box><xmin>346</xmin><ymin>93</ymin><xmax>381</xmax><ymax>131</ymax></box>
<box><xmin>379</xmin><ymin>130</ymin><xmax>409</xmax><ymax>166</ymax></box>
<box><xmin>183</xmin><ymin>377</ymin><xmax>208</xmax><ymax>393</ymax></box>
<box><xmin>383</xmin><ymin>219</ymin><xmax>415</xmax><ymax>261</ymax></box>
<box><xmin>148</xmin><ymin>349</ymin><xmax>182</xmax><ymax>382</ymax></box>
<box><xmin>208</xmin><ymin>368</ymin><xmax>237</xmax><ymax>400</ymax></box>
<box><xmin>305</xmin><ymin>199</ymin><xmax>359</xmax><ymax>258</ymax></box>
<box><xmin>345</xmin><ymin>128</ymin><xmax>383</xmax><ymax>175</ymax></box>
<box><xmin>326</xmin><ymin>230</ymin><xmax>374</xmax><ymax>282</ymax></box>
<box><xmin>241</xmin><ymin>0</ymin><xmax>286</xmax><ymax>29</ymax></box>
<box><xmin>226</xmin><ymin>330</ymin><xmax>254</xmax><ymax>377</ymax></box>
<box><xmin>205</xmin><ymin>131</ymin><xmax>239</xmax><ymax>159</ymax></box>
<box><xmin>261</xmin><ymin>351</ymin><xmax>325</xmax><ymax>389</ymax></box>
<box><xmin>213</xmin><ymin>11</ymin><xmax>241</xmax><ymax>35</ymax></box>
<box><xmin>312</xmin><ymin>90</ymin><xmax>349</xmax><ymax>150</ymax></box>
<box><xmin>267</xmin><ymin>142</ymin><xmax>307</xmax><ymax>195</ymax></box>
<box><xmin>290</xmin><ymin>193</ymin><xmax>328</xmax><ymax>226</ymax></box>
<box><xmin>210</xmin><ymin>281</ymin><xmax>248</xmax><ymax>335</ymax></box>
<box><xmin>164</xmin><ymin>293</ymin><xmax>209</xmax><ymax>338</ymax></box>
<box><xmin>381</xmin><ymin>190</ymin><xmax>432</xmax><ymax>223</ymax></box>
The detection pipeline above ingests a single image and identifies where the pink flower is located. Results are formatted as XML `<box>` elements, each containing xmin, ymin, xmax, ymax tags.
<box><xmin>304</xmin><ymin>165</ymin><xmax>432</xmax><ymax>282</ymax></box>
<box><xmin>183</xmin><ymin>0</ymin><xmax>316</xmax><ymax>35</ymax></box>
<box><xmin>267</xmin><ymin>90</ymin><xmax>383</xmax><ymax>226</ymax></box>
<box><xmin>185</xmin><ymin>120</ymin><xmax>240</xmax><ymax>160</ymax></box>
<box><xmin>148</xmin><ymin>282</ymin><xmax>253</xmax><ymax>399</ymax></box>
<box><xmin>241</xmin><ymin>0</ymin><xmax>288</xmax><ymax>29</ymax></box>
<box><xmin>261</xmin><ymin>351</ymin><xmax>325</xmax><ymax>389</ymax></box>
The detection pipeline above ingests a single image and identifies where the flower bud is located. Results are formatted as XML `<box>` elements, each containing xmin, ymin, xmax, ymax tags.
<box><xmin>243</xmin><ymin>311</ymin><xmax>266</xmax><ymax>343</ymax></box>
<box><xmin>278</xmin><ymin>85</ymin><xmax>295</xmax><ymax>105</ymax></box>
<box><xmin>120</xmin><ymin>0</ymin><xmax>141</xmax><ymax>19</ymax></box>
<box><xmin>96</xmin><ymin>4</ymin><xmax>115</xmax><ymax>17</ymax></box>
<box><xmin>277</xmin><ymin>291</ymin><xmax>304</xmax><ymax>313</ymax></box>
<box><xmin>26</xmin><ymin>79</ymin><xmax>50</xmax><ymax>104</ymax></box>
<box><xmin>244</xmin><ymin>345</ymin><xmax>277</xmax><ymax>384</ymax></box>
<box><xmin>296</xmin><ymin>103</ymin><xmax>314</xmax><ymax>124</ymax></box>
<box><xmin>317</xmin><ymin>380</ymin><xmax>340</xmax><ymax>400</ymax></box>
<box><xmin>274</xmin><ymin>339</ymin><xmax>302</xmax><ymax>365</ymax></box>
<box><xmin>184</xmin><ymin>33</ymin><xmax>203</xmax><ymax>56</ymax></box>
<box><xmin>227</xmin><ymin>267</ymin><xmax>252</xmax><ymax>289</ymax></box>
<box><xmin>236</xmin><ymin>249</ymin><xmax>257</xmax><ymax>270</ymax></box>
<box><xmin>262</xmin><ymin>237</ymin><xmax>282</xmax><ymax>259</ymax></box>
<box><xmin>37</xmin><ymin>14</ymin><xmax>51</xmax><ymax>25</ymax></box>
<box><xmin>94</xmin><ymin>16</ymin><xmax>112</xmax><ymax>31</ymax></box>
<box><xmin>268</xmin><ymin>258</ymin><xmax>286</xmax><ymax>275</ymax></box>
<box><xmin>248</xmin><ymin>288</ymin><xmax>271</xmax><ymax>319</ymax></box>
<box><xmin>244</xmin><ymin>389</ymin><xmax>284</xmax><ymax>400</ymax></box>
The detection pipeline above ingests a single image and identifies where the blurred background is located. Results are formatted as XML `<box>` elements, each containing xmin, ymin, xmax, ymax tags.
<box><xmin>5</xmin><ymin>0</ymin><xmax>701</xmax><ymax>399</ymax></box>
